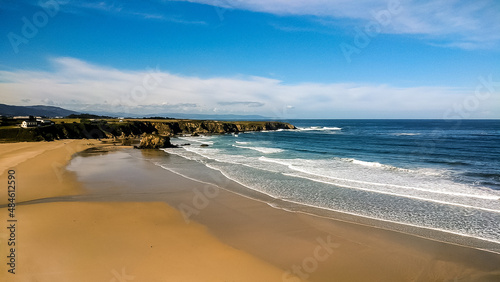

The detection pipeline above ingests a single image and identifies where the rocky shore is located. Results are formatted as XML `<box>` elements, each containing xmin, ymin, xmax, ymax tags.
<box><xmin>0</xmin><ymin>120</ymin><xmax>296</xmax><ymax>142</ymax></box>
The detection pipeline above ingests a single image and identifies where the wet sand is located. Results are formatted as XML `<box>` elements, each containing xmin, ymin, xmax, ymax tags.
<box><xmin>67</xmin><ymin>147</ymin><xmax>500</xmax><ymax>281</ymax></box>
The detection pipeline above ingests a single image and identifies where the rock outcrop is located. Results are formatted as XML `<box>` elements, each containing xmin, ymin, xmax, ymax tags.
<box><xmin>137</xmin><ymin>134</ymin><xmax>177</xmax><ymax>149</ymax></box>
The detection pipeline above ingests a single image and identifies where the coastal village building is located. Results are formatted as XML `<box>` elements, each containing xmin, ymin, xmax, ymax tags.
<box><xmin>21</xmin><ymin>120</ymin><xmax>38</xmax><ymax>128</ymax></box>
<box><xmin>20</xmin><ymin>118</ymin><xmax>55</xmax><ymax>128</ymax></box>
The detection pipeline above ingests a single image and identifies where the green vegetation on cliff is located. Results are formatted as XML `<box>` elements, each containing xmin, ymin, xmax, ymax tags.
<box><xmin>0</xmin><ymin>119</ymin><xmax>296</xmax><ymax>142</ymax></box>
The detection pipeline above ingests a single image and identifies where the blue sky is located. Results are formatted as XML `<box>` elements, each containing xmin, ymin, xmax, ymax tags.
<box><xmin>1</xmin><ymin>0</ymin><xmax>499</xmax><ymax>118</ymax></box>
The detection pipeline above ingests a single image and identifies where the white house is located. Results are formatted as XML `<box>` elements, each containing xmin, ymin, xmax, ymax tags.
<box><xmin>21</xmin><ymin>119</ymin><xmax>54</xmax><ymax>128</ymax></box>
<box><xmin>21</xmin><ymin>120</ymin><xmax>38</xmax><ymax>128</ymax></box>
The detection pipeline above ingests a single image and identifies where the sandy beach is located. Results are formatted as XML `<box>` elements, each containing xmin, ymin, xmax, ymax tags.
<box><xmin>0</xmin><ymin>140</ymin><xmax>288</xmax><ymax>281</ymax></box>
<box><xmin>1</xmin><ymin>140</ymin><xmax>500</xmax><ymax>281</ymax></box>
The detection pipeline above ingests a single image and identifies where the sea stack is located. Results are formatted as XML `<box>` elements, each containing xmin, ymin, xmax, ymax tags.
<box><xmin>137</xmin><ymin>134</ymin><xmax>177</xmax><ymax>149</ymax></box>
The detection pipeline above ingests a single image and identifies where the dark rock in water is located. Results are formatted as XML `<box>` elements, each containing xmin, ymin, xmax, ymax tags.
<box><xmin>200</xmin><ymin>144</ymin><xmax>209</xmax><ymax>147</ymax></box>
<box><xmin>137</xmin><ymin>134</ymin><xmax>177</xmax><ymax>149</ymax></box>
<box><xmin>180</xmin><ymin>143</ymin><xmax>191</xmax><ymax>146</ymax></box>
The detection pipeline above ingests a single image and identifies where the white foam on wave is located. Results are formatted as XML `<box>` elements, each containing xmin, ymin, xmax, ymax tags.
<box><xmin>235</xmin><ymin>141</ymin><xmax>250</xmax><ymax>145</ymax></box>
<box><xmin>167</xmin><ymin>146</ymin><xmax>285</xmax><ymax>174</ymax></box>
<box><xmin>182</xmin><ymin>146</ymin><xmax>222</xmax><ymax>160</ymax></box>
<box><xmin>176</xmin><ymin>136</ymin><xmax>215</xmax><ymax>145</ymax></box>
<box><xmin>258</xmin><ymin>156</ymin><xmax>293</xmax><ymax>167</ymax></box>
<box><xmin>167</xmin><ymin>144</ymin><xmax>500</xmax><ymax>215</ymax></box>
<box><xmin>392</xmin><ymin>133</ymin><xmax>421</xmax><ymax>136</ymax></box>
<box><xmin>343</xmin><ymin>158</ymin><xmax>427</xmax><ymax>174</ymax></box>
<box><xmin>297</xmin><ymin>126</ymin><xmax>342</xmax><ymax>131</ymax></box>
<box><xmin>282</xmin><ymin>172</ymin><xmax>500</xmax><ymax>213</ymax></box>
<box><xmin>261</xmin><ymin>156</ymin><xmax>413</xmax><ymax>174</ymax></box>
<box><xmin>259</xmin><ymin>157</ymin><xmax>500</xmax><ymax>201</ymax></box>
<box><xmin>233</xmin><ymin>145</ymin><xmax>283</xmax><ymax>154</ymax></box>
<box><xmin>349</xmin><ymin>158</ymin><xmax>384</xmax><ymax>168</ymax></box>
<box><xmin>167</xmin><ymin>148</ymin><xmax>499</xmax><ymax>204</ymax></box>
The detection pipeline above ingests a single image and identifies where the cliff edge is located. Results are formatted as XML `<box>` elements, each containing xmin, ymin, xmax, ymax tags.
<box><xmin>0</xmin><ymin>119</ymin><xmax>296</xmax><ymax>142</ymax></box>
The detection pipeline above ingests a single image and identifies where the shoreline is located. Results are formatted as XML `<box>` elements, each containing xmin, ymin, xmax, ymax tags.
<box><xmin>161</xmin><ymin>147</ymin><xmax>500</xmax><ymax>255</ymax></box>
<box><xmin>2</xmin><ymin>140</ymin><xmax>500</xmax><ymax>281</ymax></box>
<box><xmin>159</xmin><ymin>152</ymin><xmax>500</xmax><ymax>256</ymax></box>
<box><xmin>69</xmin><ymin>146</ymin><xmax>500</xmax><ymax>281</ymax></box>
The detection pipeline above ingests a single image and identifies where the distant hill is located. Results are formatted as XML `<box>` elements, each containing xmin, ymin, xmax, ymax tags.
<box><xmin>0</xmin><ymin>104</ymin><xmax>80</xmax><ymax>117</ymax></box>
<box><xmin>145</xmin><ymin>112</ymin><xmax>272</xmax><ymax>120</ymax></box>
<box><xmin>84</xmin><ymin>111</ymin><xmax>271</xmax><ymax>121</ymax></box>
<box><xmin>0</xmin><ymin>103</ymin><xmax>271</xmax><ymax>120</ymax></box>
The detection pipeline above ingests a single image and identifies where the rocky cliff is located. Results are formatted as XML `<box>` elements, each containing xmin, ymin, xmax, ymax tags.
<box><xmin>0</xmin><ymin>120</ymin><xmax>296</xmax><ymax>142</ymax></box>
<box><xmin>149</xmin><ymin>120</ymin><xmax>295</xmax><ymax>136</ymax></box>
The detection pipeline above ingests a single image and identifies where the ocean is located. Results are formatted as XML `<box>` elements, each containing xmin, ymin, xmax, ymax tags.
<box><xmin>157</xmin><ymin>119</ymin><xmax>500</xmax><ymax>252</ymax></box>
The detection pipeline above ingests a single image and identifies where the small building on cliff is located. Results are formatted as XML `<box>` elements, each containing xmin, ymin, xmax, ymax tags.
<box><xmin>20</xmin><ymin>118</ymin><xmax>54</xmax><ymax>128</ymax></box>
<box><xmin>21</xmin><ymin>120</ymin><xmax>38</xmax><ymax>128</ymax></box>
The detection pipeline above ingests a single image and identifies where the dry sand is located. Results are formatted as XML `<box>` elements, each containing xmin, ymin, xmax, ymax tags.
<box><xmin>0</xmin><ymin>140</ymin><xmax>288</xmax><ymax>281</ymax></box>
<box><xmin>0</xmin><ymin>140</ymin><xmax>93</xmax><ymax>205</ymax></box>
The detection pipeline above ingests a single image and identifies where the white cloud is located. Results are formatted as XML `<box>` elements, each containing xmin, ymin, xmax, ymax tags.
<box><xmin>183</xmin><ymin>0</ymin><xmax>500</xmax><ymax>49</ymax></box>
<box><xmin>0</xmin><ymin>57</ymin><xmax>498</xmax><ymax>118</ymax></box>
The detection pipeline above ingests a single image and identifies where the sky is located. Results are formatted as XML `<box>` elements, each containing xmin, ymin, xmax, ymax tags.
<box><xmin>0</xmin><ymin>0</ymin><xmax>499</xmax><ymax>119</ymax></box>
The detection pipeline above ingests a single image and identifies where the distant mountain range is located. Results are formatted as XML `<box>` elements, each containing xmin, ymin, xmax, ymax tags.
<box><xmin>0</xmin><ymin>104</ymin><xmax>79</xmax><ymax>117</ymax></box>
<box><xmin>83</xmin><ymin>111</ymin><xmax>271</xmax><ymax>121</ymax></box>
<box><xmin>0</xmin><ymin>104</ymin><xmax>272</xmax><ymax>120</ymax></box>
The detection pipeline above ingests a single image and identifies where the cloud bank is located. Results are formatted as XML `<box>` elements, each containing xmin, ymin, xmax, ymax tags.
<box><xmin>0</xmin><ymin>57</ymin><xmax>498</xmax><ymax>118</ymax></box>
<box><xmin>183</xmin><ymin>0</ymin><xmax>500</xmax><ymax>49</ymax></box>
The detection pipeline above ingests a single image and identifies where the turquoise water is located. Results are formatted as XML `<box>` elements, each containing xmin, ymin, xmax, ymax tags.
<box><xmin>159</xmin><ymin>120</ymin><xmax>500</xmax><ymax>250</ymax></box>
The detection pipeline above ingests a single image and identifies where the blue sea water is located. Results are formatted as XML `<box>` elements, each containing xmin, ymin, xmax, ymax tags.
<box><xmin>161</xmin><ymin>120</ymin><xmax>500</xmax><ymax>250</ymax></box>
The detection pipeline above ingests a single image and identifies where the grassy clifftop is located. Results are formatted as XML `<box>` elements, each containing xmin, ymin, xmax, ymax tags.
<box><xmin>0</xmin><ymin>119</ymin><xmax>296</xmax><ymax>142</ymax></box>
